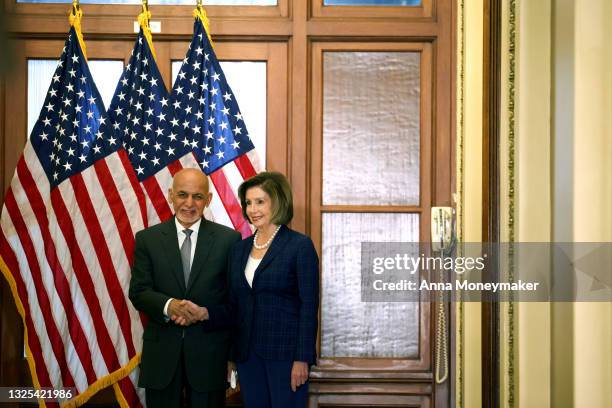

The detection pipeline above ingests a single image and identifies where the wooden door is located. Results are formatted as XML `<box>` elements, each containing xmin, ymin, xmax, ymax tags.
<box><xmin>306</xmin><ymin>2</ymin><xmax>455</xmax><ymax>406</ymax></box>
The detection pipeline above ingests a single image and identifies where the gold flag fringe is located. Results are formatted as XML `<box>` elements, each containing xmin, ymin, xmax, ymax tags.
<box><xmin>1</xmin><ymin>256</ymin><xmax>142</xmax><ymax>408</ymax></box>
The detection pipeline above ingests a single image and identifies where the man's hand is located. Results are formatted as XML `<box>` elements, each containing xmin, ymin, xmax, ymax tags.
<box><xmin>169</xmin><ymin>299</ymin><xmax>209</xmax><ymax>326</ymax></box>
<box><xmin>182</xmin><ymin>300</ymin><xmax>208</xmax><ymax>321</ymax></box>
<box><xmin>167</xmin><ymin>299</ymin><xmax>196</xmax><ymax>325</ymax></box>
<box><xmin>290</xmin><ymin>361</ymin><xmax>309</xmax><ymax>392</ymax></box>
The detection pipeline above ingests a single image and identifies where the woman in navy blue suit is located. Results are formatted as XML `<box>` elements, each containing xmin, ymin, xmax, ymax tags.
<box><xmin>229</xmin><ymin>171</ymin><xmax>319</xmax><ymax>408</ymax></box>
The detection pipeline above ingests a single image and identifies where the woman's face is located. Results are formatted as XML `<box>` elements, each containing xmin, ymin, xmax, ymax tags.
<box><xmin>245</xmin><ymin>186</ymin><xmax>274</xmax><ymax>230</ymax></box>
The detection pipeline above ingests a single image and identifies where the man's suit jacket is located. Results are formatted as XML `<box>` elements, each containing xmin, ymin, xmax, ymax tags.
<box><xmin>225</xmin><ymin>225</ymin><xmax>319</xmax><ymax>365</ymax></box>
<box><xmin>128</xmin><ymin>217</ymin><xmax>240</xmax><ymax>392</ymax></box>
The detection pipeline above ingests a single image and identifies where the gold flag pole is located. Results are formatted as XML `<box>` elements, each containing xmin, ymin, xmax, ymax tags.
<box><xmin>194</xmin><ymin>0</ymin><xmax>214</xmax><ymax>48</ymax></box>
<box><xmin>69</xmin><ymin>0</ymin><xmax>88</xmax><ymax>60</ymax></box>
<box><xmin>138</xmin><ymin>0</ymin><xmax>158</xmax><ymax>60</ymax></box>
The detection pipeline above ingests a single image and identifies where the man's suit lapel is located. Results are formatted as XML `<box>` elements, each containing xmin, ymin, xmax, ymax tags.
<box><xmin>186</xmin><ymin>219</ymin><xmax>216</xmax><ymax>294</ymax></box>
<box><xmin>252</xmin><ymin>225</ymin><xmax>289</xmax><ymax>285</ymax></box>
<box><xmin>160</xmin><ymin>218</ymin><xmax>186</xmax><ymax>293</ymax></box>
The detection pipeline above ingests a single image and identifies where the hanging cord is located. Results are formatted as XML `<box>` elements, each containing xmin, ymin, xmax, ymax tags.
<box><xmin>193</xmin><ymin>0</ymin><xmax>215</xmax><ymax>49</ymax></box>
<box><xmin>68</xmin><ymin>0</ymin><xmax>88</xmax><ymax>60</ymax></box>
<box><xmin>434</xmin><ymin>217</ymin><xmax>456</xmax><ymax>384</ymax></box>
<box><xmin>137</xmin><ymin>0</ymin><xmax>158</xmax><ymax>60</ymax></box>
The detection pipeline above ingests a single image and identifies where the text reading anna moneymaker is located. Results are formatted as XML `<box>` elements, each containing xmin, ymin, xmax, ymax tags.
<box><xmin>360</xmin><ymin>243</ymin><xmax>542</xmax><ymax>302</ymax></box>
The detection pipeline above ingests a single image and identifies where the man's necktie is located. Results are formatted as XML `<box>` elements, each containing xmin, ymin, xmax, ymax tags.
<box><xmin>181</xmin><ymin>229</ymin><xmax>193</xmax><ymax>286</ymax></box>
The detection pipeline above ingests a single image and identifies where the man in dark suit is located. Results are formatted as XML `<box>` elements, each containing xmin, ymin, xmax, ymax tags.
<box><xmin>129</xmin><ymin>168</ymin><xmax>240</xmax><ymax>408</ymax></box>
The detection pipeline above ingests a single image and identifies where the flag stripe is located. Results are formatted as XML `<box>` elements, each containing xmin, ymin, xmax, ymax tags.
<box><xmin>2</xmin><ymin>186</ymin><xmax>76</xmax><ymax>386</ymax></box>
<box><xmin>15</xmin><ymin>158</ymin><xmax>100</xmax><ymax>387</ymax></box>
<box><xmin>179</xmin><ymin>153</ymin><xmax>199</xmax><ymax>170</ymax></box>
<box><xmin>2</xmin><ymin>226</ymin><xmax>63</xmax><ymax>392</ymax></box>
<box><xmin>209</xmin><ymin>169</ymin><xmax>251</xmax><ymax>237</ymax></box>
<box><xmin>220</xmin><ymin>163</ymin><xmax>253</xmax><ymax>234</ymax></box>
<box><xmin>223</xmin><ymin>162</ymin><xmax>248</xmax><ymax>198</ymax></box>
<box><xmin>104</xmin><ymin>151</ymin><xmax>152</xmax><ymax>350</ymax></box>
<box><xmin>116</xmin><ymin>149</ymin><xmax>148</xmax><ymax>229</ymax></box>
<box><xmin>93</xmin><ymin>158</ymin><xmax>136</xmax><ymax>266</ymax></box>
<box><xmin>1</xmin><ymin>209</ymin><xmax>63</xmax><ymax>390</ymax></box>
<box><xmin>107</xmin><ymin>153</ymin><xmax>146</xmax><ymax>236</ymax></box>
<box><xmin>0</xmin><ymin>230</ymin><xmax>53</xmax><ymax>389</ymax></box>
<box><xmin>53</xmin><ymin>180</ymin><xmax>142</xmax><ymax>402</ymax></box>
<box><xmin>55</xmin><ymin>181</ymin><xmax>127</xmax><ymax>367</ymax></box>
<box><xmin>132</xmin><ymin>370</ymin><xmax>147</xmax><ymax>407</ymax></box>
<box><xmin>49</xmin><ymin>188</ymin><xmax>121</xmax><ymax>373</ymax></box>
<box><xmin>88</xmin><ymin>161</ymin><xmax>145</xmax><ymax>345</ymax></box>
<box><xmin>246</xmin><ymin>150</ymin><xmax>263</xmax><ymax>173</ymax></box>
<box><xmin>117</xmin><ymin>376</ymin><xmax>142</xmax><ymax>408</ymax></box>
<box><xmin>234</xmin><ymin>154</ymin><xmax>257</xmax><ymax>179</ymax></box>
<box><xmin>167</xmin><ymin>158</ymin><xmax>183</xmax><ymax>176</ymax></box>
<box><xmin>206</xmin><ymin>179</ymin><xmax>234</xmax><ymax>227</ymax></box>
<box><xmin>144</xmin><ymin>194</ymin><xmax>162</xmax><ymax>227</ymax></box>
<box><xmin>142</xmin><ymin>176</ymin><xmax>173</xmax><ymax>222</ymax></box>
<box><xmin>70</xmin><ymin>174</ymin><xmax>137</xmax><ymax>358</ymax></box>
<box><xmin>153</xmin><ymin>167</ymin><xmax>175</xmax><ymax>200</ymax></box>
<box><xmin>126</xmin><ymin>364</ymin><xmax>146</xmax><ymax>407</ymax></box>
<box><xmin>45</xmin><ymin>201</ymin><xmax>109</xmax><ymax>382</ymax></box>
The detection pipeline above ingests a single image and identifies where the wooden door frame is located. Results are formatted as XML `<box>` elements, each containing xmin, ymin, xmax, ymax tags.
<box><xmin>306</xmin><ymin>2</ymin><xmax>457</xmax><ymax>407</ymax></box>
<box><xmin>309</xmin><ymin>40</ymin><xmax>434</xmax><ymax>376</ymax></box>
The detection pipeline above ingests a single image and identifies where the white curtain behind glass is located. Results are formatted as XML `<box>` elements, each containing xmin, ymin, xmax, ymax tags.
<box><xmin>321</xmin><ymin>213</ymin><xmax>420</xmax><ymax>358</ymax></box>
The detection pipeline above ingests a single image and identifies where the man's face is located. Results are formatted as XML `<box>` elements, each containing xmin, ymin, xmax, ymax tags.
<box><xmin>168</xmin><ymin>169</ymin><xmax>212</xmax><ymax>228</ymax></box>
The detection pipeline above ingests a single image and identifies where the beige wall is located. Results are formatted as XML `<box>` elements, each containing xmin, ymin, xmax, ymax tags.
<box><xmin>458</xmin><ymin>0</ymin><xmax>483</xmax><ymax>406</ymax></box>
<box><xmin>515</xmin><ymin>0</ymin><xmax>554</xmax><ymax>405</ymax></box>
<box><xmin>500</xmin><ymin>0</ymin><xmax>612</xmax><ymax>406</ymax></box>
<box><xmin>460</xmin><ymin>0</ymin><xmax>612</xmax><ymax>406</ymax></box>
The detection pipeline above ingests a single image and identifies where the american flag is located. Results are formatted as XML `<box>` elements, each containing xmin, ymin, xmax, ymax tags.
<box><xmin>169</xmin><ymin>15</ymin><xmax>260</xmax><ymax>238</ymax></box>
<box><xmin>104</xmin><ymin>13</ymin><xmax>261</xmax><ymax>238</ymax></box>
<box><xmin>98</xmin><ymin>28</ymin><xmax>177</xmax><ymax>229</ymax></box>
<box><xmin>0</xmin><ymin>6</ymin><xmax>262</xmax><ymax>406</ymax></box>
<box><xmin>0</xmin><ymin>26</ymin><xmax>145</xmax><ymax>407</ymax></box>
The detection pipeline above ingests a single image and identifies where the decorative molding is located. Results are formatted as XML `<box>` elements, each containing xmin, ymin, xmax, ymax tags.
<box><xmin>506</xmin><ymin>0</ymin><xmax>517</xmax><ymax>406</ymax></box>
<box><xmin>455</xmin><ymin>0</ymin><xmax>465</xmax><ymax>406</ymax></box>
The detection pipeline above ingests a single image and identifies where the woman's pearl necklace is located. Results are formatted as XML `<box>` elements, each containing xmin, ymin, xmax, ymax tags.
<box><xmin>253</xmin><ymin>225</ymin><xmax>281</xmax><ymax>250</ymax></box>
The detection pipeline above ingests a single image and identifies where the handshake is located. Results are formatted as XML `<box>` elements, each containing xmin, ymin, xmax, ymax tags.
<box><xmin>168</xmin><ymin>299</ymin><xmax>209</xmax><ymax>326</ymax></box>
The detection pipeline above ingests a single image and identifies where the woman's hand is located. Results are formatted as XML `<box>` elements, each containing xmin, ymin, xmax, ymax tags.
<box><xmin>227</xmin><ymin>361</ymin><xmax>237</xmax><ymax>387</ymax></box>
<box><xmin>290</xmin><ymin>361</ymin><xmax>309</xmax><ymax>392</ymax></box>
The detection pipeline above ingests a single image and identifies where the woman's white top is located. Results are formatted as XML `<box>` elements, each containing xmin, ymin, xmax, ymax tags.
<box><xmin>244</xmin><ymin>255</ymin><xmax>262</xmax><ymax>288</ymax></box>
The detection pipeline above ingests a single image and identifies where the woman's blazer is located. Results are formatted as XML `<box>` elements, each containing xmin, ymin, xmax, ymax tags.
<box><xmin>228</xmin><ymin>225</ymin><xmax>319</xmax><ymax>365</ymax></box>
